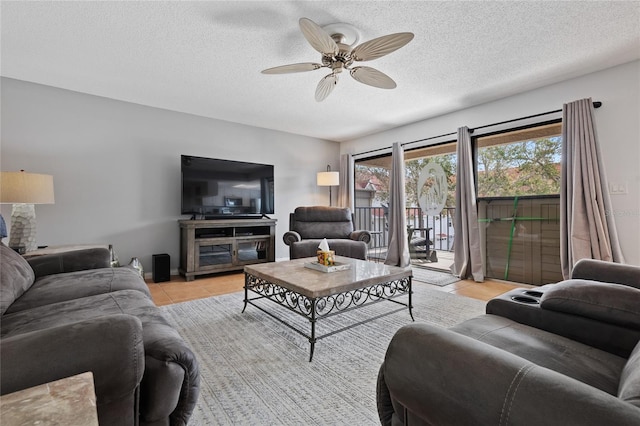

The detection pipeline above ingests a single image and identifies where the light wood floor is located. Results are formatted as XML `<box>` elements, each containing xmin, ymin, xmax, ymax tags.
<box><xmin>146</xmin><ymin>271</ymin><xmax>526</xmax><ymax>306</ymax></box>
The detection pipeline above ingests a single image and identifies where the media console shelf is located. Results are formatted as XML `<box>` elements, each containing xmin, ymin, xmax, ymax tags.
<box><xmin>179</xmin><ymin>218</ymin><xmax>277</xmax><ymax>281</ymax></box>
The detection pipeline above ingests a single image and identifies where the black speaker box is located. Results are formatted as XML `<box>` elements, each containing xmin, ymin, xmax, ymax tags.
<box><xmin>152</xmin><ymin>253</ymin><xmax>171</xmax><ymax>283</ymax></box>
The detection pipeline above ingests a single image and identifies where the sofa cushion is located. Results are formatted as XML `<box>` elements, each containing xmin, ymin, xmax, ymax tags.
<box><xmin>293</xmin><ymin>206</ymin><xmax>352</xmax><ymax>222</ymax></box>
<box><xmin>290</xmin><ymin>239</ymin><xmax>367</xmax><ymax>260</ymax></box>
<box><xmin>1</xmin><ymin>290</ymin><xmax>145</xmax><ymax>338</ymax></box>
<box><xmin>0</xmin><ymin>243</ymin><xmax>35</xmax><ymax>315</ymax></box>
<box><xmin>295</xmin><ymin>221</ymin><xmax>354</xmax><ymax>239</ymax></box>
<box><xmin>541</xmin><ymin>280</ymin><xmax>640</xmax><ymax>329</ymax></box>
<box><xmin>619</xmin><ymin>341</ymin><xmax>640</xmax><ymax>408</ymax></box>
<box><xmin>5</xmin><ymin>266</ymin><xmax>151</xmax><ymax>314</ymax></box>
<box><xmin>292</xmin><ymin>206</ymin><xmax>355</xmax><ymax>239</ymax></box>
<box><xmin>451</xmin><ymin>314</ymin><xmax>627</xmax><ymax>395</ymax></box>
<box><xmin>27</xmin><ymin>247</ymin><xmax>111</xmax><ymax>278</ymax></box>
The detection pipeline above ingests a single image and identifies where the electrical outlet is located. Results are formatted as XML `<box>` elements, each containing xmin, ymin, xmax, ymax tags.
<box><xmin>609</xmin><ymin>182</ymin><xmax>628</xmax><ymax>195</ymax></box>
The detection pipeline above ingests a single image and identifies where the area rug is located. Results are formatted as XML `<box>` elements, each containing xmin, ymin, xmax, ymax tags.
<box><xmin>411</xmin><ymin>266</ymin><xmax>460</xmax><ymax>287</ymax></box>
<box><xmin>160</xmin><ymin>283</ymin><xmax>485</xmax><ymax>425</ymax></box>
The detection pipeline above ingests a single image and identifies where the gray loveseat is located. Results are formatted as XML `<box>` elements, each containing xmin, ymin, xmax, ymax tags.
<box><xmin>0</xmin><ymin>243</ymin><xmax>199</xmax><ymax>426</ymax></box>
<box><xmin>283</xmin><ymin>206</ymin><xmax>371</xmax><ymax>260</ymax></box>
<box><xmin>377</xmin><ymin>259</ymin><xmax>640</xmax><ymax>425</ymax></box>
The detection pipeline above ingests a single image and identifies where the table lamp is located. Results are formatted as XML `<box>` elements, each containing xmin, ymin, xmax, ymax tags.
<box><xmin>0</xmin><ymin>170</ymin><xmax>55</xmax><ymax>253</ymax></box>
<box><xmin>316</xmin><ymin>165</ymin><xmax>339</xmax><ymax>206</ymax></box>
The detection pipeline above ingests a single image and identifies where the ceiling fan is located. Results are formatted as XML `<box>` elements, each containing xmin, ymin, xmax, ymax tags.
<box><xmin>262</xmin><ymin>18</ymin><xmax>414</xmax><ymax>102</ymax></box>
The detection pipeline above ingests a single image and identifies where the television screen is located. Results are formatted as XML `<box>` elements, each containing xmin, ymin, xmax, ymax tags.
<box><xmin>181</xmin><ymin>155</ymin><xmax>274</xmax><ymax>217</ymax></box>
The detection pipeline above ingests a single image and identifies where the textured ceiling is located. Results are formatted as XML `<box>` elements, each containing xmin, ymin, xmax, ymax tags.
<box><xmin>2</xmin><ymin>1</ymin><xmax>639</xmax><ymax>142</ymax></box>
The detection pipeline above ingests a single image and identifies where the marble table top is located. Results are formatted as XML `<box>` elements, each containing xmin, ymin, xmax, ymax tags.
<box><xmin>0</xmin><ymin>372</ymin><xmax>99</xmax><ymax>426</ymax></box>
<box><xmin>244</xmin><ymin>256</ymin><xmax>412</xmax><ymax>298</ymax></box>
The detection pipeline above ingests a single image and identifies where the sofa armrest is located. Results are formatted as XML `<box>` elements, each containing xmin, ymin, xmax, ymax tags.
<box><xmin>1</xmin><ymin>314</ymin><xmax>144</xmax><ymax>401</ymax></box>
<box><xmin>487</xmin><ymin>286</ymin><xmax>640</xmax><ymax>357</ymax></box>
<box><xmin>143</xmin><ymin>339</ymin><xmax>200</xmax><ymax>425</ymax></box>
<box><xmin>349</xmin><ymin>230</ymin><xmax>371</xmax><ymax>244</ymax></box>
<box><xmin>571</xmin><ymin>259</ymin><xmax>640</xmax><ymax>289</ymax></box>
<box><xmin>378</xmin><ymin>323</ymin><xmax>640</xmax><ymax>425</ymax></box>
<box><xmin>137</xmin><ymin>314</ymin><xmax>200</xmax><ymax>426</ymax></box>
<box><xmin>541</xmin><ymin>280</ymin><xmax>640</xmax><ymax>329</ymax></box>
<box><xmin>282</xmin><ymin>231</ymin><xmax>302</xmax><ymax>246</ymax></box>
<box><xmin>27</xmin><ymin>248</ymin><xmax>112</xmax><ymax>278</ymax></box>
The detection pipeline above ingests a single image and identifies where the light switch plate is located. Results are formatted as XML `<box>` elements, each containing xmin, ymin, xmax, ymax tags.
<box><xmin>609</xmin><ymin>182</ymin><xmax>628</xmax><ymax>195</ymax></box>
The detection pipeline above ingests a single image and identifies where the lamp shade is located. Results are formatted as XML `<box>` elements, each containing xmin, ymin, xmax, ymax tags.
<box><xmin>317</xmin><ymin>171</ymin><xmax>340</xmax><ymax>187</ymax></box>
<box><xmin>0</xmin><ymin>171</ymin><xmax>55</xmax><ymax>204</ymax></box>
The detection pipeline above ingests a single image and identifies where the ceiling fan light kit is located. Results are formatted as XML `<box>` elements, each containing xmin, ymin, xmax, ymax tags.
<box><xmin>261</xmin><ymin>17</ymin><xmax>414</xmax><ymax>102</ymax></box>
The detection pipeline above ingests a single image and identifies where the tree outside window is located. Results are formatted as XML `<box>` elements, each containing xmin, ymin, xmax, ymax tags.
<box><xmin>477</xmin><ymin>137</ymin><xmax>561</xmax><ymax>198</ymax></box>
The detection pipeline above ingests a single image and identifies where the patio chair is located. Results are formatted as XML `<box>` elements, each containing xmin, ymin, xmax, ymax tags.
<box><xmin>408</xmin><ymin>226</ymin><xmax>438</xmax><ymax>262</ymax></box>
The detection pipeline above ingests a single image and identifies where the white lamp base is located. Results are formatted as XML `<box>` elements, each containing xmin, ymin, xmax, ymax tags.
<box><xmin>9</xmin><ymin>203</ymin><xmax>38</xmax><ymax>253</ymax></box>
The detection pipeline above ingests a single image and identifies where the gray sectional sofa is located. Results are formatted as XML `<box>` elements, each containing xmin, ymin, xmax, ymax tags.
<box><xmin>0</xmin><ymin>243</ymin><xmax>199</xmax><ymax>426</ymax></box>
<box><xmin>377</xmin><ymin>259</ymin><xmax>640</xmax><ymax>425</ymax></box>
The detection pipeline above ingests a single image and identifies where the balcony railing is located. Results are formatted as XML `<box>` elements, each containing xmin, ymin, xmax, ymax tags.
<box><xmin>354</xmin><ymin>207</ymin><xmax>455</xmax><ymax>253</ymax></box>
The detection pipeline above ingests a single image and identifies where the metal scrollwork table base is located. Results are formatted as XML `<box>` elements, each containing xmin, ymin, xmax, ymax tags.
<box><xmin>243</xmin><ymin>256</ymin><xmax>413</xmax><ymax>361</ymax></box>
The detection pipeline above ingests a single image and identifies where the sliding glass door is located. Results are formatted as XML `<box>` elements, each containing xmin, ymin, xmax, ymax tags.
<box><xmin>354</xmin><ymin>142</ymin><xmax>457</xmax><ymax>271</ymax></box>
<box><xmin>405</xmin><ymin>143</ymin><xmax>457</xmax><ymax>270</ymax></box>
<box><xmin>354</xmin><ymin>154</ymin><xmax>391</xmax><ymax>263</ymax></box>
<box><xmin>352</xmin><ymin>120</ymin><xmax>564</xmax><ymax>285</ymax></box>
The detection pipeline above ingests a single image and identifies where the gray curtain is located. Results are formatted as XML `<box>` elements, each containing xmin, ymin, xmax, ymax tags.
<box><xmin>451</xmin><ymin>127</ymin><xmax>484</xmax><ymax>281</ymax></box>
<box><xmin>385</xmin><ymin>143</ymin><xmax>410</xmax><ymax>267</ymax></box>
<box><xmin>560</xmin><ymin>98</ymin><xmax>625</xmax><ymax>278</ymax></box>
<box><xmin>337</xmin><ymin>153</ymin><xmax>354</xmax><ymax>212</ymax></box>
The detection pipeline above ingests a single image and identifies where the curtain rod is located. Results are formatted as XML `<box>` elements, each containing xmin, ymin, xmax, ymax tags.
<box><xmin>354</xmin><ymin>101</ymin><xmax>602</xmax><ymax>158</ymax></box>
<box><xmin>354</xmin><ymin>130</ymin><xmax>458</xmax><ymax>157</ymax></box>
<box><xmin>471</xmin><ymin>101</ymin><xmax>602</xmax><ymax>133</ymax></box>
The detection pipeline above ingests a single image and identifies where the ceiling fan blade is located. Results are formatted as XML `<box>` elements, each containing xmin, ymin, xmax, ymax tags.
<box><xmin>350</xmin><ymin>66</ymin><xmax>397</xmax><ymax>89</ymax></box>
<box><xmin>351</xmin><ymin>32</ymin><xmax>414</xmax><ymax>61</ymax></box>
<box><xmin>261</xmin><ymin>63</ymin><xmax>323</xmax><ymax>74</ymax></box>
<box><xmin>299</xmin><ymin>17</ymin><xmax>339</xmax><ymax>56</ymax></box>
<box><xmin>315</xmin><ymin>73</ymin><xmax>339</xmax><ymax>102</ymax></box>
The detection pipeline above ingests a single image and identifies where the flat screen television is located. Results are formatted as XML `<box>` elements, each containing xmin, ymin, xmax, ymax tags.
<box><xmin>181</xmin><ymin>155</ymin><xmax>274</xmax><ymax>218</ymax></box>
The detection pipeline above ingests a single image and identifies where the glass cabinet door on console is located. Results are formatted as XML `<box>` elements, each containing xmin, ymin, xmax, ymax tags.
<box><xmin>195</xmin><ymin>239</ymin><xmax>234</xmax><ymax>270</ymax></box>
<box><xmin>236</xmin><ymin>238</ymin><xmax>270</xmax><ymax>265</ymax></box>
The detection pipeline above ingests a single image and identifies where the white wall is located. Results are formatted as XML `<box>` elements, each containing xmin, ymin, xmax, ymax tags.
<box><xmin>1</xmin><ymin>78</ymin><xmax>340</xmax><ymax>272</ymax></box>
<box><xmin>341</xmin><ymin>60</ymin><xmax>640</xmax><ymax>265</ymax></box>
<box><xmin>4</xmin><ymin>61</ymin><xmax>639</xmax><ymax>270</ymax></box>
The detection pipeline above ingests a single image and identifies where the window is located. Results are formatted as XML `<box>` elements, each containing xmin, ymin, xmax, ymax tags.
<box><xmin>405</xmin><ymin>143</ymin><xmax>457</xmax><ymax>211</ymax></box>
<box><xmin>476</xmin><ymin>122</ymin><xmax>562</xmax><ymax>198</ymax></box>
<box><xmin>475</xmin><ymin>121</ymin><xmax>564</xmax><ymax>285</ymax></box>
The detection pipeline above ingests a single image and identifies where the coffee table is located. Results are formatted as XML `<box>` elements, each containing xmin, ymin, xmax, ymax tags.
<box><xmin>243</xmin><ymin>256</ymin><xmax>413</xmax><ymax>361</ymax></box>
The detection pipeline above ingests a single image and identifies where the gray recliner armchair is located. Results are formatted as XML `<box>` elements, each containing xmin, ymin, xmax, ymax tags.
<box><xmin>377</xmin><ymin>259</ymin><xmax>640</xmax><ymax>425</ymax></box>
<box><xmin>283</xmin><ymin>206</ymin><xmax>371</xmax><ymax>260</ymax></box>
